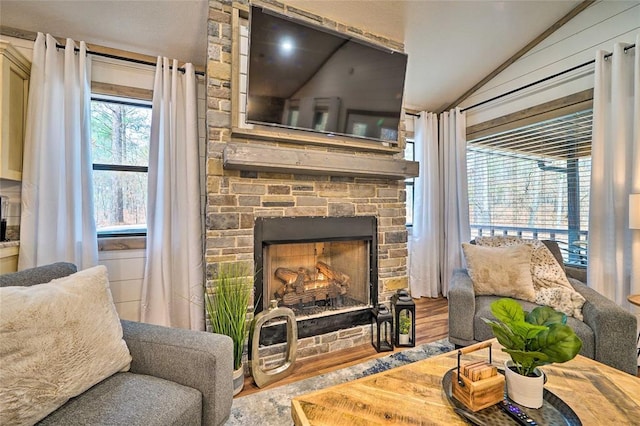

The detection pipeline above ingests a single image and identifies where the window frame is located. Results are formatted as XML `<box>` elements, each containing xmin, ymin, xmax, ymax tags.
<box><xmin>404</xmin><ymin>138</ymin><xmax>415</xmax><ymax>227</ymax></box>
<box><xmin>90</xmin><ymin>95</ymin><xmax>152</xmax><ymax>239</ymax></box>
<box><xmin>465</xmin><ymin>94</ymin><xmax>593</xmax><ymax>267</ymax></box>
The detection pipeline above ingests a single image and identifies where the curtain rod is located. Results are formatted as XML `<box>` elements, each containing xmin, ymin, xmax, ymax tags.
<box><xmin>461</xmin><ymin>43</ymin><xmax>635</xmax><ymax>113</ymax></box>
<box><xmin>54</xmin><ymin>42</ymin><xmax>206</xmax><ymax>77</ymax></box>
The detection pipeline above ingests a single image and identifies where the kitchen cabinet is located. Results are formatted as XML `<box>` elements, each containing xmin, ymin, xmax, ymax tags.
<box><xmin>0</xmin><ymin>41</ymin><xmax>30</xmax><ymax>181</ymax></box>
<box><xmin>0</xmin><ymin>242</ymin><xmax>19</xmax><ymax>274</ymax></box>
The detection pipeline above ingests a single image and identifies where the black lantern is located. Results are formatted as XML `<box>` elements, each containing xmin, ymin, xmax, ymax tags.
<box><xmin>371</xmin><ymin>303</ymin><xmax>393</xmax><ymax>352</ymax></box>
<box><xmin>391</xmin><ymin>289</ymin><xmax>416</xmax><ymax>347</ymax></box>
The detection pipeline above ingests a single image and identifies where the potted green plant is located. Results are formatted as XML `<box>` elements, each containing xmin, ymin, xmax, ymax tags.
<box><xmin>204</xmin><ymin>262</ymin><xmax>252</xmax><ymax>396</ymax></box>
<box><xmin>398</xmin><ymin>312</ymin><xmax>412</xmax><ymax>345</ymax></box>
<box><xmin>482</xmin><ymin>298</ymin><xmax>582</xmax><ymax>408</ymax></box>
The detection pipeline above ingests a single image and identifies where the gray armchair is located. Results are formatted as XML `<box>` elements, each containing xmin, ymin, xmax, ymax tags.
<box><xmin>448</xmin><ymin>243</ymin><xmax>638</xmax><ymax>376</ymax></box>
<box><xmin>0</xmin><ymin>262</ymin><xmax>233</xmax><ymax>425</ymax></box>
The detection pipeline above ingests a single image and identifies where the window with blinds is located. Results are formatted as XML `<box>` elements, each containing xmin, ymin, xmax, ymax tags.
<box><xmin>405</xmin><ymin>139</ymin><xmax>415</xmax><ymax>226</ymax></box>
<box><xmin>466</xmin><ymin>109</ymin><xmax>592</xmax><ymax>266</ymax></box>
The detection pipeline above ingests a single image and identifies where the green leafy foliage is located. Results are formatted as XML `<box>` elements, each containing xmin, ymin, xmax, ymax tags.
<box><xmin>482</xmin><ymin>298</ymin><xmax>582</xmax><ymax>376</ymax></box>
<box><xmin>399</xmin><ymin>312</ymin><xmax>412</xmax><ymax>334</ymax></box>
<box><xmin>204</xmin><ymin>263</ymin><xmax>252</xmax><ymax>370</ymax></box>
<box><xmin>526</xmin><ymin>306</ymin><xmax>567</xmax><ymax>327</ymax></box>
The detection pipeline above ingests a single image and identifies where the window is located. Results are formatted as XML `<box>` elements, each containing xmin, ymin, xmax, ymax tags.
<box><xmin>313</xmin><ymin>109</ymin><xmax>328</xmax><ymax>131</ymax></box>
<box><xmin>90</xmin><ymin>98</ymin><xmax>151</xmax><ymax>236</ymax></box>
<box><xmin>466</xmin><ymin>109</ymin><xmax>592</xmax><ymax>265</ymax></box>
<box><xmin>287</xmin><ymin>108</ymin><xmax>299</xmax><ymax>127</ymax></box>
<box><xmin>353</xmin><ymin>122</ymin><xmax>367</xmax><ymax>137</ymax></box>
<box><xmin>404</xmin><ymin>139</ymin><xmax>415</xmax><ymax>226</ymax></box>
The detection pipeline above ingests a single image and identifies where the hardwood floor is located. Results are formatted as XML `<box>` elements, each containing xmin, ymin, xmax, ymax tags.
<box><xmin>237</xmin><ymin>297</ymin><xmax>449</xmax><ymax>398</ymax></box>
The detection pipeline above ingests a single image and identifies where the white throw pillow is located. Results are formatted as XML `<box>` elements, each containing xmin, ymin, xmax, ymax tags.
<box><xmin>475</xmin><ymin>236</ymin><xmax>573</xmax><ymax>289</ymax></box>
<box><xmin>462</xmin><ymin>243</ymin><xmax>537</xmax><ymax>302</ymax></box>
<box><xmin>0</xmin><ymin>265</ymin><xmax>132</xmax><ymax>425</ymax></box>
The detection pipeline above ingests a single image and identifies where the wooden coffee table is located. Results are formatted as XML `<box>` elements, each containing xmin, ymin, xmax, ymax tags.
<box><xmin>291</xmin><ymin>339</ymin><xmax>640</xmax><ymax>425</ymax></box>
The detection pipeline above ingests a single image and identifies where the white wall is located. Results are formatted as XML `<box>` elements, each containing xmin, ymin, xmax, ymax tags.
<box><xmin>98</xmin><ymin>249</ymin><xmax>145</xmax><ymax>320</ymax></box>
<box><xmin>1</xmin><ymin>35</ymin><xmax>207</xmax><ymax>322</ymax></box>
<box><xmin>460</xmin><ymin>1</ymin><xmax>639</xmax><ymax>127</ymax></box>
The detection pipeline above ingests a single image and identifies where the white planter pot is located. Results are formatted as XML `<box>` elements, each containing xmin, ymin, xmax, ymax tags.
<box><xmin>398</xmin><ymin>333</ymin><xmax>410</xmax><ymax>345</ymax></box>
<box><xmin>504</xmin><ymin>361</ymin><xmax>545</xmax><ymax>408</ymax></box>
<box><xmin>232</xmin><ymin>365</ymin><xmax>244</xmax><ymax>396</ymax></box>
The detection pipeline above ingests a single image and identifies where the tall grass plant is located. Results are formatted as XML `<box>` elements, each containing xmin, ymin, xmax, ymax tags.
<box><xmin>205</xmin><ymin>262</ymin><xmax>252</xmax><ymax>370</ymax></box>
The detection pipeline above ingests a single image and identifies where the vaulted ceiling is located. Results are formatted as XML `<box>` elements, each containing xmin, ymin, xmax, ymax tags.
<box><xmin>0</xmin><ymin>0</ymin><xmax>582</xmax><ymax>111</ymax></box>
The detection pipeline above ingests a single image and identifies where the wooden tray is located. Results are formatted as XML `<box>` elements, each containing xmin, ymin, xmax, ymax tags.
<box><xmin>442</xmin><ymin>368</ymin><xmax>582</xmax><ymax>425</ymax></box>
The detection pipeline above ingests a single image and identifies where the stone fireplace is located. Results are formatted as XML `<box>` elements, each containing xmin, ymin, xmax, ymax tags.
<box><xmin>205</xmin><ymin>1</ymin><xmax>417</xmax><ymax>364</ymax></box>
<box><xmin>254</xmin><ymin>216</ymin><xmax>377</xmax><ymax>345</ymax></box>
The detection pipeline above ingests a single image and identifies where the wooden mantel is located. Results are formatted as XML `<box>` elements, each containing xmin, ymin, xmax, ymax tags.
<box><xmin>222</xmin><ymin>143</ymin><xmax>419</xmax><ymax>180</ymax></box>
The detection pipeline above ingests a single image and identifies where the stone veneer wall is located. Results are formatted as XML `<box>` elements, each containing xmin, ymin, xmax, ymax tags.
<box><xmin>206</xmin><ymin>0</ymin><xmax>409</xmax><ymax>364</ymax></box>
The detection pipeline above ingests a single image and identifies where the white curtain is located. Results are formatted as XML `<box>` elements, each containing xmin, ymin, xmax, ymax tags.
<box><xmin>141</xmin><ymin>58</ymin><xmax>203</xmax><ymax>330</ymax></box>
<box><xmin>19</xmin><ymin>33</ymin><xmax>98</xmax><ymax>270</ymax></box>
<box><xmin>410</xmin><ymin>108</ymin><xmax>470</xmax><ymax>297</ymax></box>
<box><xmin>588</xmin><ymin>35</ymin><xmax>640</xmax><ymax>307</ymax></box>
<box><xmin>409</xmin><ymin>113</ymin><xmax>441</xmax><ymax>297</ymax></box>
<box><xmin>440</xmin><ymin>108</ymin><xmax>471</xmax><ymax>296</ymax></box>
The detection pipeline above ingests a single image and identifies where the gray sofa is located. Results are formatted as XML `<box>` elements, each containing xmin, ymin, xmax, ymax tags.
<box><xmin>0</xmin><ymin>262</ymin><xmax>233</xmax><ymax>425</ymax></box>
<box><xmin>448</xmin><ymin>241</ymin><xmax>638</xmax><ymax>376</ymax></box>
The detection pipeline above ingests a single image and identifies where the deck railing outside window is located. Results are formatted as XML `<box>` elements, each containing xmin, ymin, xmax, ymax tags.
<box><xmin>470</xmin><ymin>224</ymin><xmax>588</xmax><ymax>266</ymax></box>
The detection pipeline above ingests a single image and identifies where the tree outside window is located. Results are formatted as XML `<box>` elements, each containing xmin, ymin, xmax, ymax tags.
<box><xmin>466</xmin><ymin>109</ymin><xmax>592</xmax><ymax>265</ymax></box>
<box><xmin>90</xmin><ymin>99</ymin><xmax>151</xmax><ymax>236</ymax></box>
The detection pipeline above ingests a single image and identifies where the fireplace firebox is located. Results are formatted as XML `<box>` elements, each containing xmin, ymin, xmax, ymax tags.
<box><xmin>254</xmin><ymin>216</ymin><xmax>378</xmax><ymax>345</ymax></box>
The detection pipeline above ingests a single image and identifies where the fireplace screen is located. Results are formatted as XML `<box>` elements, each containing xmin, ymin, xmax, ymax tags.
<box><xmin>264</xmin><ymin>240</ymin><xmax>371</xmax><ymax>317</ymax></box>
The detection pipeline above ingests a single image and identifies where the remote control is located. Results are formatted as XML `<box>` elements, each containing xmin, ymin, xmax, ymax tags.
<box><xmin>498</xmin><ymin>399</ymin><xmax>538</xmax><ymax>425</ymax></box>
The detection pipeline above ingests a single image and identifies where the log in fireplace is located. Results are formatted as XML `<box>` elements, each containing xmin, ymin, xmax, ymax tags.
<box><xmin>254</xmin><ymin>216</ymin><xmax>378</xmax><ymax>345</ymax></box>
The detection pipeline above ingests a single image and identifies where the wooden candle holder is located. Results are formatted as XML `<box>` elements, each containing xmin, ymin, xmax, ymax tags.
<box><xmin>451</xmin><ymin>341</ymin><xmax>505</xmax><ymax>412</ymax></box>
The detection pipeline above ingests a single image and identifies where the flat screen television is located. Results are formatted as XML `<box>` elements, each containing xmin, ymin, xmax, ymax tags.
<box><xmin>247</xmin><ymin>6</ymin><xmax>408</xmax><ymax>144</ymax></box>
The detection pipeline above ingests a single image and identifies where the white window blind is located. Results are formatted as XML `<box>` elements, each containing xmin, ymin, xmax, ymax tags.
<box><xmin>467</xmin><ymin>109</ymin><xmax>592</xmax><ymax>265</ymax></box>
